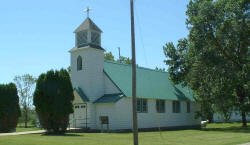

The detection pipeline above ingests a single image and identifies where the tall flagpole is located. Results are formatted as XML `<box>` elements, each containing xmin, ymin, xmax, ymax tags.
<box><xmin>130</xmin><ymin>0</ymin><xmax>138</xmax><ymax>145</ymax></box>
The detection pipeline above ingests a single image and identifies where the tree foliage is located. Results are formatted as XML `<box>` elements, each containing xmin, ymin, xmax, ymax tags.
<box><xmin>33</xmin><ymin>69</ymin><xmax>74</xmax><ymax>134</ymax></box>
<box><xmin>155</xmin><ymin>67</ymin><xmax>166</xmax><ymax>72</ymax></box>
<box><xmin>117</xmin><ymin>56</ymin><xmax>132</xmax><ymax>64</ymax></box>
<box><xmin>104</xmin><ymin>51</ymin><xmax>132</xmax><ymax>64</ymax></box>
<box><xmin>0</xmin><ymin>83</ymin><xmax>21</xmax><ymax>132</ymax></box>
<box><xmin>104</xmin><ymin>52</ymin><xmax>115</xmax><ymax>61</ymax></box>
<box><xmin>164</xmin><ymin>0</ymin><xmax>250</xmax><ymax>126</ymax></box>
<box><xmin>14</xmin><ymin>74</ymin><xmax>36</xmax><ymax>128</ymax></box>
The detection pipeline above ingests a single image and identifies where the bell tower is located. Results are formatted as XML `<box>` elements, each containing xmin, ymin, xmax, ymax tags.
<box><xmin>69</xmin><ymin>9</ymin><xmax>105</xmax><ymax>103</ymax></box>
<box><xmin>74</xmin><ymin>7</ymin><xmax>102</xmax><ymax>48</ymax></box>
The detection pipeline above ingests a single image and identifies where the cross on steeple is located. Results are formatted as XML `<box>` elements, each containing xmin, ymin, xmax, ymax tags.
<box><xmin>84</xmin><ymin>7</ymin><xmax>92</xmax><ymax>18</ymax></box>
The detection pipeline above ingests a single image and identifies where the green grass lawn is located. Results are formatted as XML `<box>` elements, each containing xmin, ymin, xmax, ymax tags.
<box><xmin>15</xmin><ymin>127</ymin><xmax>40</xmax><ymax>132</ymax></box>
<box><xmin>0</xmin><ymin>123</ymin><xmax>250</xmax><ymax>145</ymax></box>
<box><xmin>15</xmin><ymin>122</ymin><xmax>40</xmax><ymax>132</ymax></box>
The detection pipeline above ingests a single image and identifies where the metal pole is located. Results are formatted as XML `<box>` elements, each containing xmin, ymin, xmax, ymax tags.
<box><xmin>130</xmin><ymin>0</ymin><xmax>138</xmax><ymax>145</ymax></box>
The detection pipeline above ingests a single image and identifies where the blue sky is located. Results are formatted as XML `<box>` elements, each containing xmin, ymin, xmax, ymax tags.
<box><xmin>0</xmin><ymin>0</ymin><xmax>190</xmax><ymax>84</ymax></box>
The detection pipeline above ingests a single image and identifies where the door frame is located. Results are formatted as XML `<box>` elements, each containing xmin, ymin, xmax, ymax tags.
<box><xmin>73</xmin><ymin>103</ymin><xmax>88</xmax><ymax>128</ymax></box>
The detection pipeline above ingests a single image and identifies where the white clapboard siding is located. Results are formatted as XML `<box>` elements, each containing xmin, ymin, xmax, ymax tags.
<box><xmin>94</xmin><ymin>97</ymin><xmax>200</xmax><ymax>130</ymax></box>
<box><xmin>70</xmin><ymin>47</ymin><xmax>105</xmax><ymax>102</ymax></box>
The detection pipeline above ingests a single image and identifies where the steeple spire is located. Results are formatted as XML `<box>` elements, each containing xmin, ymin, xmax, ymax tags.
<box><xmin>73</xmin><ymin>8</ymin><xmax>103</xmax><ymax>50</ymax></box>
<box><xmin>84</xmin><ymin>7</ymin><xmax>92</xmax><ymax>18</ymax></box>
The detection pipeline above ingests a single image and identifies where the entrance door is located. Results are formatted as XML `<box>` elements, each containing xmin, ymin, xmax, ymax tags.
<box><xmin>73</xmin><ymin>103</ymin><xmax>87</xmax><ymax>128</ymax></box>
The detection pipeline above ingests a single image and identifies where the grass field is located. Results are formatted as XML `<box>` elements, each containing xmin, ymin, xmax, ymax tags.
<box><xmin>15</xmin><ymin>122</ymin><xmax>40</xmax><ymax>132</ymax></box>
<box><xmin>15</xmin><ymin>127</ymin><xmax>40</xmax><ymax>132</ymax></box>
<box><xmin>0</xmin><ymin>123</ymin><xmax>250</xmax><ymax>145</ymax></box>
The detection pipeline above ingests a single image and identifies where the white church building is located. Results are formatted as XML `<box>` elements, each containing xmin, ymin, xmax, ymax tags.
<box><xmin>69</xmin><ymin>16</ymin><xmax>201</xmax><ymax>131</ymax></box>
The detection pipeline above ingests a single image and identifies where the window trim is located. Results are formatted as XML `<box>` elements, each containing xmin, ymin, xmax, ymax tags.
<box><xmin>186</xmin><ymin>102</ymin><xmax>191</xmax><ymax>113</ymax></box>
<box><xmin>77</xmin><ymin>56</ymin><xmax>82</xmax><ymax>71</ymax></box>
<box><xmin>156</xmin><ymin>99</ymin><xmax>165</xmax><ymax>113</ymax></box>
<box><xmin>172</xmin><ymin>101</ymin><xmax>181</xmax><ymax>113</ymax></box>
<box><xmin>136</xmin><ymin>99</ymin><xmax>148</xmax><ymax>113</ymax></box>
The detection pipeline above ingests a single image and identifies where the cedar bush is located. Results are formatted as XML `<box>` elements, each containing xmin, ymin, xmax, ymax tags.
<box><xmin>33</xmin><ymin>69</ymin><xmax>74</xmax><ymax>134</ymax></box>
<box><xmin>0</xmin><ymin>83</ymin><xmax>21</xmax><ymax>132</ymax></box>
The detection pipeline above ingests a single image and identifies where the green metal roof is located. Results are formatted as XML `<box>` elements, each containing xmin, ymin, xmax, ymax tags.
<box><xmin>103</xmin><ymin>60</ymin><xmax>194</xmax><ymax>101</ymax></box>
<box><xmin>74</xmin><ymin>87</ymin><xmax>89</xmax><ymax>102</ymax></box>
<box><xmin>93</xmin><ymin>93</ymin><xmax>124</xmax><ymax>104</ymax></box>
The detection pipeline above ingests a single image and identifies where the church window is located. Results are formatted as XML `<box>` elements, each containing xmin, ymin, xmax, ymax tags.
<box><xmin>91</xmin><ymin>31</ymin><xmax>100</xmax><ymax>45</ymax></box>
<box><xmin>187</xmin><ymin>102</ymin><xmax>191</xmax><ymax>113</ymax></box>
<box><xmin>136</xmin><ymin>99</ymin><xmax>147</xmax><ymax>113</ymax></box>
<box><xmin>76</xmin><ymin>31</ymin><xmax>88</xmax><ymax>47</ymax></box>
<box><xmin>173</xmin><ymin>101</ymin><xmax>181</xmax><ymax>113</ymax></box>
<box><xmin>100</xmin><ymin>116</ymin><xmax>109</xmax><ymax>124</ymax></box>
<box><xmin>77</xmin><ymin>56</ymin><xmax>82</xmax><ymax>71</ymax></box>
<box><xmin>156</xmin><ymin>100</ymin><xmax>165</xmax><ymax>113</ymax></box>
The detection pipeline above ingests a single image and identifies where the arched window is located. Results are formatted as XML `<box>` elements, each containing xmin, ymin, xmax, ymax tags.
<box><xmin>77</xmin><ymin>56</ymin><xmax>82</xmax><ymax>71</ymax></box>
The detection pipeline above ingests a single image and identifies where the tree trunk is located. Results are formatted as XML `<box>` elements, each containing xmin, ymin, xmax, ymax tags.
<box><xmin>237</xmin><ymin>88</ymin><xmax>247</xmax><ymax>127</ymax></box>
<box><xmin>24</xmin><ymin>105</ymin><xmax>28</xmax><ymax>128</ymax></box>
<box><xmin>241</xmin><ymin>111</ymin><xmax>247</xmax><ymax>127</ymax></box>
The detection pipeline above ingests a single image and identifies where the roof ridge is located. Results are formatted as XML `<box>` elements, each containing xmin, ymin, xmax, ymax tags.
<box><xmin>104</xmin><ymin>93</ymin><xmax>123</xmax><ymax>96</ymax></box>
<box><xmin>104</xmin><ymin>59</ymin><xmax>131</xmax><ymax>66</ymax></box>
<box><xmin>137</xmin><ymin>66</ymin><xmax>169</xmax><ymax>74</ymax></box>
<box><xmin>104</xmin><ymin>59</ymin><xmax>169</xmax><ymax>74</ymax></box>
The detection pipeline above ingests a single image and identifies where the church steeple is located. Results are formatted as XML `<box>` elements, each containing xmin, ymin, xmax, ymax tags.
<box><xmin>69</xmin><ymin>9</ymin><xmax>105</xmax><ymax>103</ymax></box>
<box><xmin>74</xmin><ymin>17</ymin><xmax>102</xmax><ymax>33</ymax></box>
<box><xmin>74</xmin><ymin>8</ymin><xmax>103</xmax><ymax>49</ymax></box>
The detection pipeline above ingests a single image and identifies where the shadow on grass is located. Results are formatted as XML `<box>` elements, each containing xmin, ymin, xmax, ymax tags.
<box><xmin>201</xmin><ymin>126</ymin><xmax>250</xmax><ymax>133</ymax></box>
<box><xmin>41</xmin><ymin>133</ymin><xmax>83</xmax><ymax>137</ymax></box>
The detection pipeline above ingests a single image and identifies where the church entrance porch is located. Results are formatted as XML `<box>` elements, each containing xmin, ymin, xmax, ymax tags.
<box><xmin>70</xmin><ymin>103</ymin><xmax>88</xmax><ymax>128</ymax></box>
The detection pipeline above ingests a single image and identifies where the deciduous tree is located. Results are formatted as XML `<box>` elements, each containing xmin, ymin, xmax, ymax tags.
<box><xmin>104</xmin><ymin>52</ymin><xmax>115</xmax><ymax>61</ymax></box>
<box><xmin>104</xmin><ymin>51</ymin><xmax>132</xmax><ymax>64</ymax></box>
<box><xmin>164</xmin><ymin>0</ymin><xmax>250</xmax><ymax>126</ymax></box>
<box><xmin>14</xmin><ymin>74</ymin><xmax>36</xmax><ymax>128</ymax></box>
